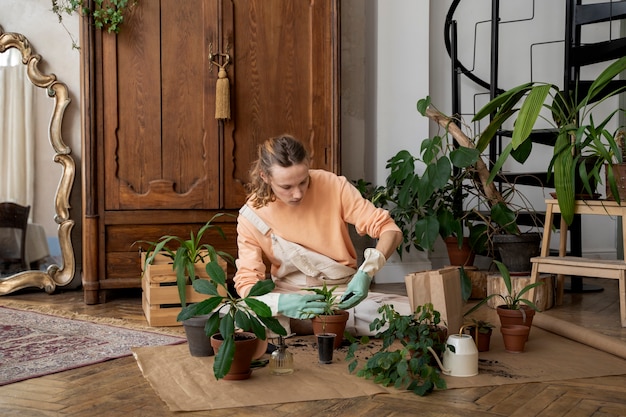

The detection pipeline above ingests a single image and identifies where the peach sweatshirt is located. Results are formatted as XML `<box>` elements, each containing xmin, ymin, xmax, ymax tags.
<box><xmin>234</xmin><ymin>169</ymin><xmax>400</xmax><ymax>298</ymax></box>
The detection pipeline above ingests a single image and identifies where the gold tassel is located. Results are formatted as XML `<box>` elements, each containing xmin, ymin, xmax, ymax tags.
<box><xmin>215</xmin><ymin>67</ymin><xmax>230</xmax><ymax>120</ymax></box>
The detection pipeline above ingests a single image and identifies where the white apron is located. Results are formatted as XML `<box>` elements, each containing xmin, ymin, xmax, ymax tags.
<box><xmin>240</xmin><ymin>205</ymin><xmax>411</xmax><ymax>336</ymax></box>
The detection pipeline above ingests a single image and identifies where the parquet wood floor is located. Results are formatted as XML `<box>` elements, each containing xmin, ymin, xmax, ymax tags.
<box><xmin>1</xmin><ymin>278</ymin><xmax>625</xmax><ymax>416</ymax></box>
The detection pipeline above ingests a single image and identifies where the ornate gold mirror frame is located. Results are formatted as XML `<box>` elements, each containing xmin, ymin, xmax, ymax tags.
<box><xmin>0</xmin><ymin>27</ymin><xmax>76</xmax><ymax>295</ymax></box>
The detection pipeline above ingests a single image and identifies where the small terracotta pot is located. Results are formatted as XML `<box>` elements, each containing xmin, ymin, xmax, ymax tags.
<box><xmin>468</xmin><ymin>327</ymin><xmax>493</xmax><ymax>352</ymax></box>
<box><xmin>311</xmin><ymin>310</ymin><xmax>349</xmax><ymax>349</ymax></box>
<box><xmin>210</xmin><ymin>332</ymin><xmax>259</xmax><ymax>380</ymax></box>
<box><xmin>500</xmin><ymin>325</ymin><xmax>530</xmax><ymax>353</ymax></box>
<box><xmin>444</xmin><ymin>237</ymin><xmax>475</xmax><ymax>266</ymax></box>
<box><xmin>496</xmin><ymin>305</ymin><xmax>535</xmax><ymax>340</ymax></box>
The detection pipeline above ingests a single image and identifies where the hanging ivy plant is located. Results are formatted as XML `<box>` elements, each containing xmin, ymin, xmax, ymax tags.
<box><xmin>51</xmin><ymin>0</ymin><xmax>137</xmax><ymax>47</ymax></box>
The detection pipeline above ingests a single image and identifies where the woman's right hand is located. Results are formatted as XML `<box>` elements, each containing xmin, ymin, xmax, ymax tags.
<box><xmin>277</xmin><ymin>293</ymin><xmax>326</xmax><ymax>319</ymax></box>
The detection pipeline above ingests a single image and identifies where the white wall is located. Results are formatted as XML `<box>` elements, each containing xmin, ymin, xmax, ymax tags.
<box><xmin>372</xmin><ymin>0</ymin><xmax>431</xmax><ymax>186</ymax></box>
<box><xmin>368</xmin><ymin>0</ymin><xmax>433</xmax><ymax>282</ymax></box>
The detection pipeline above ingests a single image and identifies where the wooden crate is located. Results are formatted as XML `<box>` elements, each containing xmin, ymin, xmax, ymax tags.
<box><xmin>141</xmin><ymin>252</ymin><xmax>227</xmax><ymax>327</ymax></box>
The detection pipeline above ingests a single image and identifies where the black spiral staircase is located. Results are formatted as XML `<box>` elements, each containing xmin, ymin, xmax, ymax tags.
<box><xmin>446</xmin><ymin>0</ymin><xmax>626</xmax><ymax>291</ymax></box>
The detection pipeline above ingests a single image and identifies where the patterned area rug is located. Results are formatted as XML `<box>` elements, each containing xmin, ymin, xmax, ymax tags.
<box><xmin>0</xmin><ymin>305</ymin><xmax>185</xmax><ymax>386</ymax></box>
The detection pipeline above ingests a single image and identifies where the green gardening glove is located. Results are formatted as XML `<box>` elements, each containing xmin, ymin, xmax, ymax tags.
<box><xmin>337</xmin><ymin>270</ymin><xmax>372</xmax><ymax>310</ymax></box>
<box><xmin>277</xmin><ymin>293</ymin><xmax>327</xmax><ymax>319</ymax></box>
<box><xmin>337</xmin><ymin>248</ymin><xmax>386</xmax><ymax>310</ymax></box>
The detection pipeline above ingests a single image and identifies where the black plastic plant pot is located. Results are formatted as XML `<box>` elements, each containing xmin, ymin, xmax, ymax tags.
<box><xmin>317</xmin><ymin>333</ymin><xmax>336</xmax><ymax>364</ymax></box>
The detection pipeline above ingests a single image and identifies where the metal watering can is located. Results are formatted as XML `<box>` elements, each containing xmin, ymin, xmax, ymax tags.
<box><xmin>427</xmin><ymin>325</ymin><xmax>478</xmax><ymax>377</ymax></box>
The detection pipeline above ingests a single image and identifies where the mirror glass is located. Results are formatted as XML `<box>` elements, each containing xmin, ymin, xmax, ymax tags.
<box><xmin>0</xmin><ymin>27</ymin><xmax>76</xmax><ymax>294</ymax></box>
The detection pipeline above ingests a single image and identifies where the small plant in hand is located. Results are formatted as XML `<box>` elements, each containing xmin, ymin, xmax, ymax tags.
<box><xmin>177</xmin><ymin>261</ymin><xmax>287</xmax><ymax>380</ymax></box>
<box><xmin>345</xmin><ymin>303</ymin><xmax>448</xmax><ymax>396</ymax></box>
<box><xmin>305</xmin><ymin>282</ymin><xmax>342</xmax><ymax>333</ymax></box>
<box><xmin>305</xmin><ymin>281</ymin><xmax>340</xmax><ymax>315</ymax></box>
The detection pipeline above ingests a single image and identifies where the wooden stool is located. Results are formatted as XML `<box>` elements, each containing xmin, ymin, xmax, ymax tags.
<box><xmin>529</xmin><ymin>199</ymin><xmax>626</xmax><ymax>327</ymax></box>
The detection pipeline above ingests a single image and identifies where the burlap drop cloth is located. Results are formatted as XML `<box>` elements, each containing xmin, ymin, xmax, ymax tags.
<box><xmin>133</xmin><ymin>318</ymin><xmax>626</xmax><ymax>412</ymax></box>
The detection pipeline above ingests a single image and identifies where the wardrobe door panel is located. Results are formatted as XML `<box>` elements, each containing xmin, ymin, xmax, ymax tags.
<box><xmin>104</xmin><ymin>0</ymin><xmax>221</xmax><ymax>210</ymax></box>
<box><xmin>222</xmin><ymin>0</ymin><xmax>340</xmax><ymax>208</ymax></box>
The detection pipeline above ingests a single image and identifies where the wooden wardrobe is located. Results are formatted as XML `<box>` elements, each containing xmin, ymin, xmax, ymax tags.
<box><xmin>80</xmin><ymin>0</ymin><xmax>340</xmax><ymax>304</ymax></box>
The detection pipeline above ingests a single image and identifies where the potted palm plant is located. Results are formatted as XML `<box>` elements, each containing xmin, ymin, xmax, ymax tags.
<box><xmin>177</xmin><ymin>260</ymin><xmax>287</xmax><ymax>380</ymax></box>
<box><xmin>464</xmin><ymin>260</ymin><xmax>543</xmax><ymax>350</ymax></box>
<box><xmin>138</xmin><ymin>213</ymin><xmax>235</xmax><ymax>355</ymax></box>
<box><xmin>471</xmin><ymin>55</ymin><xmax>626</xmax><ymax>227</ymax></box>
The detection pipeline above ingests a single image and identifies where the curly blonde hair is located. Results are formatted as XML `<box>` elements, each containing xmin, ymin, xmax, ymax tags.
<box><xmin>246</xmin><ymin>134</ymin><xmax>310</xmax><ymax>208</ymax></box>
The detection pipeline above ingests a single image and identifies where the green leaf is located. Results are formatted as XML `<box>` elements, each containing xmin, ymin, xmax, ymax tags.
<box><xmin>487</xmin><ymin>142</ymin><xmax>514</xmax><ymax>184</ymax></box>
<box><xmin>176</xmin><ymin>297</ymin><xmax>222</xmax><ymax>321</ymax></box>
<box><xmin>491</xmin><ymin>203</ymin><xmax>518</xmax><ymax>234</ymax></box>
<box><xmin>219</xmin><ymin>313</ymin><xmax>235</xmax><ymax>340</ymax></box>
<box><xmin>509</xmin><ymin>137</ymin><xmax>533</xmax><ymax>164</ymax></box>
<box><xmin>553</xmin><ymin>132</ymin><xmax>575</xmax><ymax>225</ymax></box>
<box><xmin>416</xmin><ymin>96</ymin><xmax>431</xmax><ymax>116</ymax></box>
<box><xmin>475</xmin><ymin>108</ymin><xmax>515</xmax><ymax>153</ymax></box>
<box><xmin>248</xmin><ymin>279</ymin><xmax>276</xmax><ymax>297</ymax></box>
<box><xmin>244</xmin><ymin>298</ymin><xmax>272</xmax><ymax>317</ymax></box>
<box><xmin>234</xmin><ymin>309</ymin><xmax>251</xmax><ymax>331</ymax></box>
<box><xmin>205</xmin><ymin>261</ymin><xmax>226</xmax><ymax>286</ymax></box>
<box><xmin>191</xmin><ymin>279</ymin><xmax>220</xmax><ymax>296</ymax></box>
<box><xmin>472</xmin><ymin>82</ymin><xmax>533</xmax><ymax>121</ymax></box>
<box><xmin>432</xmin><ymin>157</ymin><xmax>452</xmax><ymax>190</ymax></box>
<box><xmin>511</xmin><ymin>84</ymin><xmax>552</xmax><ymax>149</ymax></box>
<box><xmin>248</xmin><ymin>316</ymin><xmax>267</xmax><ymax>340</ymax></box>
<box><xmin>213</xmin><ymin>336</ymin><xmax>234</xmax><ymax>380</ymax></box>
<box><xmin>414</xmin><ymin>217</ymin><xmax>439</xmax><ymax>251</ymax></box>
<box><xmin>459</xmin><ymin>267</ymin><xmax>472</xmax><ymax>303</ymax></box>
<box><xmin>258</xmin><ymin>316</ymin><xmax>288</xmax><ymax>336</ymax></box>
<box><xmin>449</xmin><ymin>146</ymin><xmax>480</xmax><ymax>168</ymax></box>
<box><xmin>205</xmin><ymin>312</ymin><xmax>220</xmax><ymax>336</ymax></box>
<box><xmin>586</xmin><ymin>56</ymin><xmax>626</xmax><ymax>102</ymax></box>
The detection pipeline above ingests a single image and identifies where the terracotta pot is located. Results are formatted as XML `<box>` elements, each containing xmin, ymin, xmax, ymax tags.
<box><xmin>444</xmin><ymin>237</ymin><xmax>475</xmax><ymax>266</ymax></box>
<box><xmin>500</xmin><ymin>324</ymin><xmax>530</xmax><ymax>353</ymax></box>
<box><xmin>311</xmin><ymin>310</ymin><xmax>349</xmax><ymax>349</ymax></box>
<box><xmin>496</xmin><ymin>305</ymin><xmax>535</xmax><ymax>340</ymax></box>
<box><xmin>210</xmin><ymin>332</ymin><xmax>259</xmax><ymax>380</ymax></box>
<box><xmin>468</xmin><ymin>327</ymin><xmax>492</xmax><ymax>352</ymax></box>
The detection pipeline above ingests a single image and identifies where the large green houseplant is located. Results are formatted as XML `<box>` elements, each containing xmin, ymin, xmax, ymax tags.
<box><xmin>177</xmin><ymin>261</ymin><xmax>287</xmax><ymax>380</ymax></box>
<box><xmin>345</xmin><ymin>303</ymin><xmax>448</xmax><ymax>396</ymax></box>
<box><xmin>359</xmin><ymin>98</ymin><xmax>537</xmax><ymax>264</ymax></box>
<box><xmin>471</xmin><ymin>56</ymin><xmax>626</xmax><ymax>226</ymax></box>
